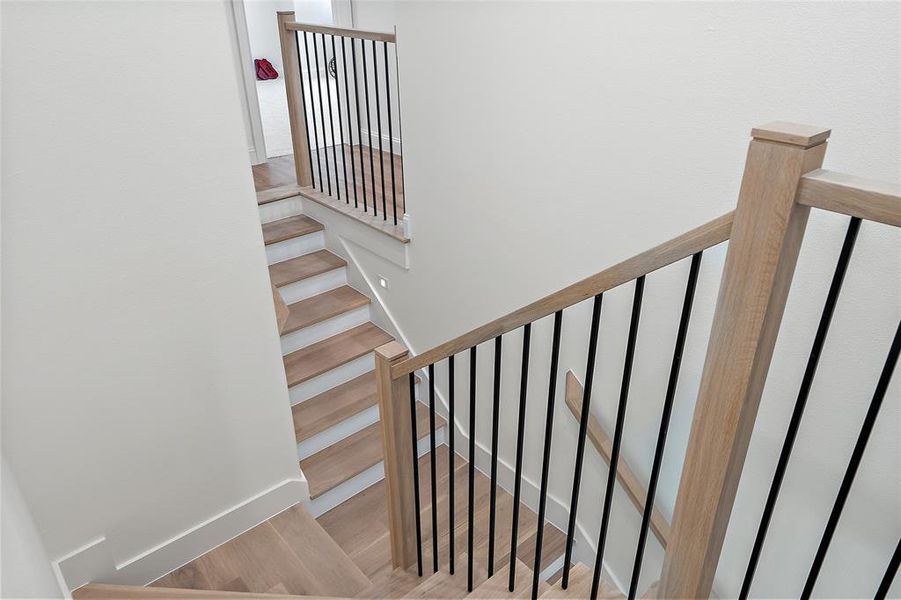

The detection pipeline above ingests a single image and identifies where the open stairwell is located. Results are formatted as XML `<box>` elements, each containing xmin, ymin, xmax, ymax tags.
<box><xmin>73</xmin><ymin>183</ymin><xmax>594</xmax><ymax>599</ymax></box>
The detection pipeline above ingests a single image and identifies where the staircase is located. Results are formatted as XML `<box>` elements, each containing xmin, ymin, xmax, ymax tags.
<box><xmin>255</xmin><ymin>179</ymin><xmax>443</xmax><ymax>523</ymax></box>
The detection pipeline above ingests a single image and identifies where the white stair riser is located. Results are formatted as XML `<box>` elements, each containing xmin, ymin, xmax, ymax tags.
<box><xmin>306</xmin><ymin>428</ymin><xmax>446</xmax><ymax>518</ymax></box>
<box><xmin>259</xmin><ymin>196</ymin><xmax>303</xmax><ymax>223</ymax></box>
<box><xmin>281</xmin><ymin>306</ymin><xmax>371</xmax><ymax>356</ymax></box>
<box><xmin>277</xmin><ymin>268</ymin><xmax>347</xmax><ymax>305</ymax></box>
<box><xmin>295</xmin><ymin>384</ymin><xmax>421</xmax><ymax>461</ymax></box>
<box><xmin>266</xmin><ymin>231</ymin><xmax>325</xmax><ymax>265</ymax></box>
<box><xmin>289</xmin><ymin>355</ymin><xmax>374</xmax><ymax>405</ymax></box>
<box><xmin>298</xmin><ymin>404</ymin><xmax>380</xmax><ymax>461</ymax></box>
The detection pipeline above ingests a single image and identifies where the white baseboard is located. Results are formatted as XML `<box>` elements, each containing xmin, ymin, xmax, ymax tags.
<box><xmin>358</xmin><ymin>129</ymin><xmax>403</xmax><ymax>157</ymax></box>
<box><xmin>58</xmin><ymin>478</ymin><xmax>307</xmax><ymax>593</ymax></box>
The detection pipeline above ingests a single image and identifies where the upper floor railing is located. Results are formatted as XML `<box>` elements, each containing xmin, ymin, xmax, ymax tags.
<box><xmin>373</xmin><ymin>122</ymin><xmax>901</xmax><ymax>598</ymax></box>
<box><xmin>277</xmin><ymin>13</ymin><xmax>405</xmax><ymax>237</ymax></box>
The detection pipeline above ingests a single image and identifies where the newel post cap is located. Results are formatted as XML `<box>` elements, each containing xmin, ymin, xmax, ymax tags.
<box><xmin>751</xmin><ymin>121</ymin><xmax>831</xmax><ymax>148</ymax></box>
<box><xmin>375</xmin><ymin>341</ymin><xmax>408</xmax><ymax>362</ymax></box>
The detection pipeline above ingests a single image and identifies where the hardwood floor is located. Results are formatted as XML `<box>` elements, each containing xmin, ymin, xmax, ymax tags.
<box><xmin>149</xmin><ymin>504</ymin><xmax>370</xmax><ymax>597</ymax></box>
<box><xmin>318</xmin><ymin>446</ymin><xmax>568</xmax><ymax>593</ymax></box>
<box><xmin>252</xmin><ymin>146</ymin><xmax>405</xmax><ymax>221</ymax></box>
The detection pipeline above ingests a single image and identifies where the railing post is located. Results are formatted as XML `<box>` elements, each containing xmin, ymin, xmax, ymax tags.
<box><xmin>659</xmin><ymin>122</ymin><xmax>831</xmax><ymax>598</ymax></box>
<box><xmin>276</xmin><ymin>11</ymin><xmax>313</xmax><ymax>187</ymax></box>
<box><xmin>374</xmin><ymin>341</ymin><xmax>419</xmax><ymax>569</ymax></box>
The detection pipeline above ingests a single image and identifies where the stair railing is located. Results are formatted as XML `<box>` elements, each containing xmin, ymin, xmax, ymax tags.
<box><xmin>277</xmin><ymin>12</ymin><xmax>405</xmax><ymax>229</ymax></box>
<box><xmin>374</xmin><ymin>122</ymin><xmax>901</xmax><ymax>598</ymax></box>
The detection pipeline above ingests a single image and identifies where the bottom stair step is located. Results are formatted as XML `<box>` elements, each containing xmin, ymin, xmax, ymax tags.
<box><xmin>148</xmin><ymin>504</ymin><xmax>369</xmax><ymax>598</ymax></box>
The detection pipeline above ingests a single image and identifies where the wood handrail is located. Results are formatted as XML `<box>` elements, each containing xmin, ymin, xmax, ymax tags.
<box><xmin>391</xmin><ymin>211</ymin><xmax>734</xmax><ymax>379</ymax></box>
<box><xmin>283</xmin><ymin>19</ymin><xmax>396</xmax><ymax>43</ymax></box>
<box><xmin>797</xmin><ymin>168</ymin><xmax>901</xmax><ymax>227</ymax></box>
<box><xmin>564</xmin><ymin>371</ymin><xmax>670</xmax><ymax>548</ymax></box>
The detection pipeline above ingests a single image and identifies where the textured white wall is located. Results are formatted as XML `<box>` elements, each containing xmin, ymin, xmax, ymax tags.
<box><xmin>347</xmin><ymin>1</ymin><xmax>900</xmax><ymax>596</ymax></box>
<box><xmin>1</xmin><ymin>0</ymin><xmax>300</xmax><ymax>589</ymax></box>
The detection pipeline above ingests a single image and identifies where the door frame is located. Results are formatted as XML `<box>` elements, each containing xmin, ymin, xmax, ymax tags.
<box><xmin>227</xmin><ymin>0</ymin><xmax>267</xmax><ymax>165</ymax></box>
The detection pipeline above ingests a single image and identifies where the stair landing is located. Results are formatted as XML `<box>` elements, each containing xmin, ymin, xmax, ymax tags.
<box><xmin>149</xmin><ymin>504</ymin><xmax>369</xmax><ymax>597</ymax></box>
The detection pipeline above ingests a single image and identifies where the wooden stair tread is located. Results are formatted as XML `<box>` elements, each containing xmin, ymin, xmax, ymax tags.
<box><xmin>301</xmin><ymin>401</ymin><xmax>443</xmax><ymax>499</ymax></box>
<box><xmin>539</xmin><ymin>564</ymin><xmax>592</xmax><ymax>599</ymax></box>
<box><xmin>263</xmin><ymin>215</ymin><xmax>324</xmax><ymax>245</ymax></box>
<box><xmin>284</xmin><ymin>286</ymin><xmax>370</xmax><ymax>335</ymax></box>
<box><xmin>417</xmin><ymin>450</ymin><xmax>568</xmax><ymax>582</ymax></box>
<box><xmin>284</xmin><ymin>323</ymin><xmax>392</xmax><ymax>387</ymax></box>
<box><xmin>293</xmin><ymin>372</ymin><xmax>420</xmax><ymax>444</ymax></box>
<box><xmin>465</xmin><ymin>559</ymin><xmax>542</xmax><ymax>599</ymax></box>
<box><xmin>404</xmin><ymin>566</ymin><xmax>470</xmax><ymax>599</ymax></box>
<box><xmin>270</xmin><ymin>250</ymin><xmax>346</xmax><ymax>288</ymax></box>
<box><xmin>265</xmin><ymin>504</ymin><xmax>371</xmax><ymax>597</ymax></box>
<box><xmin>354</xmin><ymin>568</ymin><xmax>422</xmax><ymax>598</ymax></box>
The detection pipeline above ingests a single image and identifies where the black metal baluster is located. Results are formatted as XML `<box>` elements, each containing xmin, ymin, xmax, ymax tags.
<box><xmin>448</xmin><ymin>355</ymin><xmax>456</xmax><ymax>575</ymax></box>
<box><xmin>468</xmin><ymin>346</ymin><xmax>477</xmax><ymax>592</ymax></box>
<box><xmin>330</xmin><ymin>35</ymin><xmax>348</xmax><ymax>202</ymax></box>
<box><xmin>312</xmin><ymin>34</ymin><xmax>331</xmax><ymax>195</ymax></box>
<box><xmin>293</xmin><ymin>33</ymin><xmax>315</xmax><ymax>190</ymax></box>
<box><xmin>876</xmin><ymin>538</ymin><xmax>901</xmax><ymax>600</ymax></box>
<box><xmin>409</xmin><ymin>373</ymin><xmax>424</xmax><ymax>576</ymax></box>
<box><xmin>801</xmin><ymin>319</ymin><xmax>901</xmax><ymax>598</ymax></box>
<box><xmin>372</xmin><ymin>39</ymin><xmax>387</xmax><ymax>219</ymax></box>
<box><xmin>340</xmin><ymin>37</ymin><xmax>358</xmax><ymax>208</ymax></box>
<box><xmin>628</xmin><ymin>254</ymin><xmax>702</xmax><ymax>599</ymax></box>
<box><xmin>740</xmin><ymin>217</ymin><xmax>861</xmax><ymax>599</ymax></box>
<box><xmin>590</xmin><ymin>276</ymin><xmax>645</xmax><ymax>600</ymax></box>
<box><xmin>508</xmin><ymin>324</ymin><xmax>532</xmax><ymax>591</ymax></box>
<box><xmin>361</xmin><ymin>40</ymin><xmax>377</xmax><ymax>217</ymax></box>
<box><xmin>351</xmin><ymin>39</ymin><xmax>366</xmax><ymax>211</ymax></box>
<box><xmin>383</xmin><ymin>41</ymin><xmax>398</xmax><ymax>225</ymax></box>
<box><xmin>488</xmin><ymin>335</ymin><xmax>502</xmax><ymax>576</ymax></box>
<box><xmin>321</xmin><ymin>33</ymin><xmax>340</xmax><ymax>200</ymax></box>
<box><xmin>428</xmin><ymin>363</ymin><xmax>439</xmax><ymax>572</ymax></box>
<box><xmin>302</xmin><ymin>32</ymin><xmax>323</xmax><ymax>192</ymax></box>
<box><xmin>562</xmin><ymin>293</ymin><xmax>603</xmax><ymax>588</ymax></box>
<box><xmin>531</xmin><ymin>310</ymin><xmax>563</xmax><ymax>600</ymax></box>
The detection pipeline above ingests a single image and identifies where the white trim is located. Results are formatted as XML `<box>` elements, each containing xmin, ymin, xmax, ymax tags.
<box><xmin>57</xmin><ymin>479</ymin><xmax>307</xmax><ymax>593</ymax></box>
<box><xmin>227</xmin><ymin>0</ymin><xmax>267</xmax><ymax>165</ymax></box>
<box><xmin>359</xmin><ymin>127</ymin><xmax>403</xmax><ymax>156</ymax></box>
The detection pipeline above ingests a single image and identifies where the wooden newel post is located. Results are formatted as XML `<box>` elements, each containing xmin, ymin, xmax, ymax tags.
<box><xmin>276</xmin><ymin>11</ymin><xmax>313</xmax><ymax>187</ymax></box>
<box><xmin>659</xmin><ymin>122</ymin><xmax>831</xmax><ymax>598</ymax></box>
<box><xmin>374</xmin><ymin>341</ymin><xmax>419</xmax><ymax>569</ymax></box>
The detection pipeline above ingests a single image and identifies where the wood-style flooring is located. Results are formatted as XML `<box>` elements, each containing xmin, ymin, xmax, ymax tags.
<box><xmin>318</xmin><ymin>446</ymin><xmax>568</xmax><ymax>593</ymax></box>
<box><xmin>252</xmin><ymin>146</ymin><xmax>405</xmax><ymax>222</ymax></box>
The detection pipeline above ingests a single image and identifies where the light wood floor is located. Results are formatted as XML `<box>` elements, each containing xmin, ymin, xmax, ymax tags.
<box><xmin>148</xmin><ymin>446</ymin><xmax>566</xmax><ymax>598</ymax></box>
<box><xmin>319</xmin><ymin>446</ymin><xmax>567</xmax><ymax>593</ymax></box>
<box><xmin>253</xmin><ymin>146</ymin><xmax>405</xmax><ymax>221</ymax></box>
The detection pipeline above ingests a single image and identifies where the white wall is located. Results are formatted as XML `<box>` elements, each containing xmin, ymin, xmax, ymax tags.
<box><xmin>1</xmin><ymin>458</ymin><xmax>65</xmax><ymax>598</ymax></box>
<box><xmin>344</xmin><ymin>1</ymin><xmax>900</xmax><ymax>597</ymax></box>
<box><xmin>1</xmin><ymin>0</ymin><xmax>302</xmax><ymax>592</ymax></box>
<box><xmin>245</xmin><ymin>0</ymin><xmax>295</xmax><ymax>72</ymax></box>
